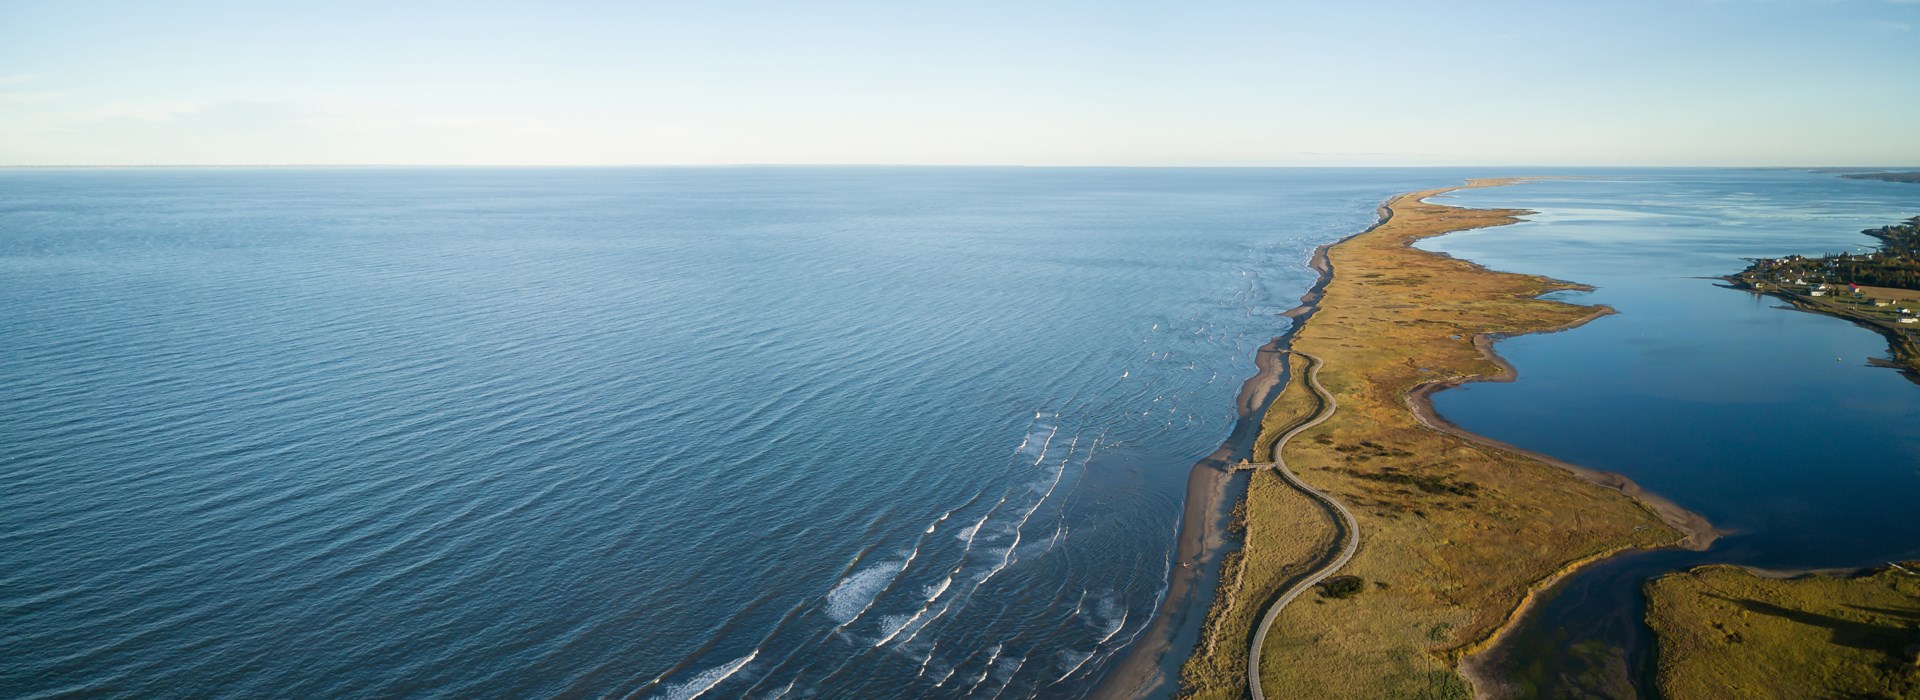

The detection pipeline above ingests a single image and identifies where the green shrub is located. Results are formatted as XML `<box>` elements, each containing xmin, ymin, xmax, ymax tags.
<box><xmin>1319</xmin><ymin>575</ymin><xmax>1366</xmax><ymax>599</ymax></box>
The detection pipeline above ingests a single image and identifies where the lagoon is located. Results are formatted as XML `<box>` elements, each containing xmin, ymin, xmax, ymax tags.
<box><xmin>1422</xmin><ymin>171</ymin><xmax>1920</xmax><ymax>696</ymax></box>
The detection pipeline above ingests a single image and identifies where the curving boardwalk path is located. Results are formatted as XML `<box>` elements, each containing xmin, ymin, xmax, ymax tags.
<box><xmin>1246</xmin><ymin>351</ymin><xmax>1361</xmax><ymax>700</ymax></box>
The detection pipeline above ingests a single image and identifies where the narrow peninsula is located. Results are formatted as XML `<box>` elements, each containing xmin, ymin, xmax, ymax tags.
<box><xmin>1179</xmin><ymin>180</ymin><xmax>1711</xmax><ymax>699</ymax></box>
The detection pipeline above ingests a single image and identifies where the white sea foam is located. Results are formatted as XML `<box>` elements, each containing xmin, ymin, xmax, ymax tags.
<box><xmin>1047</xmin><ymin>519</ymin><xmax>1069</xmax><ymax>551</ymax></box>
<box><xmin>756</xmin><ymin>679</ymin><xmax>796</xmax><ymax>700</ymax></box>
<box><xmin>978</xmin><ymin>447</ymin><xmax>1074</xmax><ymax>588</ymax></box>
<box><xmin>1096</xmin><ymin>608</ymin><xmax>1127</xmax><ymax>645</ymax></box>
<box><xmin>986</xmin><ymin>654</ymin><xmax>1029</xmax><ymax>700</ymax></box>
<box><xmin>871</xmin><ymin>612</ymin><xmax>917</xmax><ymax>647</ymax></box>
<box><xmin>924</xmin><ymin>510</ymin><xmax>950</xmax><ymax>534</ymax></box>
<box><xmin>968</xmin><ymin>644</ymin><xmax>1003</xmax><ymax>693</ymax></box>
<box><xmin>873</xmin><ymin>613</ymin><xmax>916</xmax><ymax>645</ymax></box>
<box><xmin>914</xmin><ymin>642</ymin><xmax>939</xmax><ymax>678</ymax></box>
<box><xmin>653</xmin><ymin>650</ymin><xmax>757</xmax><ymax>700</ymax></box>
<box><xmin>871</xmin><ymin>570</ymin><xmax>962</xmax><ymax>649</ymax></box>
<box><xmin>1027</xmin><ymin>424</ymin><xmax>1059</xmax><ymax>465</ymax></box>
<box><xmin>894</xmin><ymin>599</ymin><xmax>952</xmax><ymax>646</ymax></box>
<box><xmin>956</xmin><ymin>512</ymin><xmax>989</xmax><ymax>545</ymax></box>
<box><xmin>1054</xmin><ymin>649</ymin><xmax>1096</xmax><ymax>684</ymax></box>
<box><xmin>825</xmin><ymin>562</ymin><xmax>900</xmax><ymax>626</ymax></box>
<box><xmin>1015</xmin><ymin>414</ymin><xmax>1057</xmax><ymax>457</ymax></box>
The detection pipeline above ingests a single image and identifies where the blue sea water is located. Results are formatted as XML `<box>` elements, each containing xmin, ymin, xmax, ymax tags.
<box><xmin>0</xmin><ymin>167</ymin><xmax>1465</xmax><ymax>699</ymax></box>
<box><xmin>1421</xmin><ymin>171</ymin><xmax>1920</xmax><ymax>696</ymax></box>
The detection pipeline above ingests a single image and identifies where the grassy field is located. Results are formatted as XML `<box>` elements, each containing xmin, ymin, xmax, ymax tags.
<box><xmin>1861</xmin><ymin>284</ymin><xmax>1920</xmax><ymax>303</ymax></box>
<box><xmin>1182</xmin><ymin>180</ymin><xmax>1691</xmax><ymax>698</ymax></box>
<box><xmin>1646</xmin><ymin>563</ymin><xmax>1920</xmax><ymax>699</ymax></box>
<box><xmin>1179</xmin><ymin>352</ymin><xmax>1339</xmax><ymax>700</ymax></box>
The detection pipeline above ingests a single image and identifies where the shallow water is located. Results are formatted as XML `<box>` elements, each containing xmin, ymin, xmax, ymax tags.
<box><xmin>1421</xmin><ymin>171</ymin><xmax>1920</xmax><ymax>697</ymax></box>
<box><xmin>0</xmin><ymin>166</ymin><xmax>1472</xmax><ymax>699</ymax></box>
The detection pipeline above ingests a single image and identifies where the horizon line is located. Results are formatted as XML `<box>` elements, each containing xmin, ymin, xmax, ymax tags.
<box><xmin>4</xmin><ymin>163</ymin><xmax>1918</xmax><ymax>171</ymax></box>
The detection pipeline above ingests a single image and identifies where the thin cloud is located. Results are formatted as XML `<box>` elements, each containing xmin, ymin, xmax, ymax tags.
<box><xmin>65</xmin><ymin>100</ymin><xmax>208</xmax><ymax>122</ymax></box>
<box><xmin>1</xmin><ymin>91</ymin><xmax>68</xmax><ymax>105</ymax></box>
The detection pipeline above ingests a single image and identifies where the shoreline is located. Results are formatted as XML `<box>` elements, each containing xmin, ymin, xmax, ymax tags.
<box><xmin>1089</xmin><ymin>202</ymin><xmax>1396</xmax><ymax>699</ymax></box>
<box><xmin>1723</xmin><ymin>280</ymin><xmax>1920</xmax><ymax>383</ymax></box>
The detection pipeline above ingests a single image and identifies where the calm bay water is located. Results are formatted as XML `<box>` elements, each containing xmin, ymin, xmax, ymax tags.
<box><xmin>0</xmin><ymin>167</ymin><xmax>1464</xmax><ymax>699</ymax></box>
<box><xmin>1422</xmin><ymin>171</ymin><xmax>1920</xmax><ymax>696</ymax></box>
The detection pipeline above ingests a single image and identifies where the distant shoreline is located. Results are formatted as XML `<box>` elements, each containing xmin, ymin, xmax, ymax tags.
<box><xmin>1837</xmin><ymin>171</ymin><xmax>1920</xmax><ymax>184</ymax></box>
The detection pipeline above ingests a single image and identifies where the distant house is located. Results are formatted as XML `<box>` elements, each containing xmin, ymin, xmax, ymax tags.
<box><xmin>1809</xmin><ymin>289</ymin><xmax>1827</xmax><ymax>297</ymax></box>
<box><xmin>1874</xmin><ymin>300</ymin><xmax>1892</xmax><ymax>307</ymax></box>
<box><xmin>1900</xmin><ymin>317</ymin><xmax>1917</xmax><ymax>324</ymax></box>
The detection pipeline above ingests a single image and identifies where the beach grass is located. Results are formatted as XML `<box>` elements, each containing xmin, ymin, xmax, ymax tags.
<box><xmin>1179</xmin><ymin>354</ymin><xmax>1339</xmax><ymax>700</ymax></box>
<box><xmin>1184</xmin><ymin>180</ymin><xmax>1694</xmax><ymax>698</ymax></box>
<box><xmin>1644</xmin><ymin>563</ymin><xmax>1920</xmax><ymax>699</ymax></box>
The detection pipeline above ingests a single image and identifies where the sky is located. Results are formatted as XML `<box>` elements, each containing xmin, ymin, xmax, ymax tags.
<box><xmin>2</xmin><ymin>0</ymin><xmax>1917</xmax><ymax>167</ymax></box>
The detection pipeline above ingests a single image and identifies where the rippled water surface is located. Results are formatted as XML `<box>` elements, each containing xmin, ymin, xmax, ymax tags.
<box><xmin>0</xmin><ymin>167</ymin><xmax>1470</xmax><ymax>699</ymax></box>
<box><xmin>1423</xmin><ymin>171</ymin><xmax>1920</xmax><ymax>697</ymax></box>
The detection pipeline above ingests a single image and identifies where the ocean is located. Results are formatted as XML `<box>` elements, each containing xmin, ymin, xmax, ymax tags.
<box><xmin>0</xmin><ymin>166</ymin><xmax>1459</xmax><ymax>699</ymax></box>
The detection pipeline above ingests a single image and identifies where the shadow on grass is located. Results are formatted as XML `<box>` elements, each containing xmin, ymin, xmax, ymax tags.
<box><xmin>1844</xmin><ymin>603</ymin><xmax>1920</xmax><ymax>624</ymax></box>
<box><xmin>1705</xmin><ymin>593</ymin><xmax>1916</xmax><ymax>660</ymax></box>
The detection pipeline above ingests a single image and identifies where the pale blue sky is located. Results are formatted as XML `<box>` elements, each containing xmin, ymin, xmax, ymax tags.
<box><xmin>3</xmin><ymin>0</ymin><xmax>1917</xmax><ymax>166</ymax></box>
